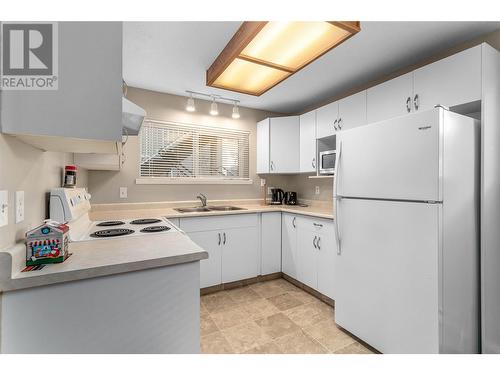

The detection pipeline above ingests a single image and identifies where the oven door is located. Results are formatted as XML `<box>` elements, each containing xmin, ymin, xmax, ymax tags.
<box><xmin>319</xmin><ymin>151</ymin><xmax>336</xmax><ymax>174</ymax></box>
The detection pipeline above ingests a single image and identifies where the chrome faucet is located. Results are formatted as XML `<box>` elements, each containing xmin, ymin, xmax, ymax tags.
<box><xmin>197</xmin><ymin>193</ymin><xmax>207</xmax><ymax>207</ymax></box>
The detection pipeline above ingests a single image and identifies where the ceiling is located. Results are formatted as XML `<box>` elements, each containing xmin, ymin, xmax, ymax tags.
<box><xmin>123</xmin><ymin>21</ymin><xmax>500</xmax><ymax>114</ymax></box>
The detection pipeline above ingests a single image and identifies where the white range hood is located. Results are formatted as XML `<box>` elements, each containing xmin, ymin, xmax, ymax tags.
<box><xmin>122</xmin><ymin>97</ymin><xmax>146</xmax><ymax>135</ymax></box>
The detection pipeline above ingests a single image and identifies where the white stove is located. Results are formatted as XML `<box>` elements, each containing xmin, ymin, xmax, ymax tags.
<box><xmin>49</xmin><ymin>188</ymin><xmax>179</xmax><ymax>242</ymax></box>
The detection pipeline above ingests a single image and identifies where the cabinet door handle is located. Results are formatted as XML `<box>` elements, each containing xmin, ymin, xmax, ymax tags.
<box><xmin>312</xmin><ymin>158</ymin><xmax>316</xmax><ymax>169</ymax></box>
<box><xmin>223</xmin><ymin>232</ymin><xmax>226</xmax><ymax>245</ymax></box>
<box><xmin>270</xmin><ymin>161</ymin><xmax>274</xmax><ymax>171</ymax></box>
<box><xmin>218</xmin><ymin>233</ymin><xmax>221</xmax><ymax>246</ymax></box>
<box><xmin>406</xmin><ymin>97</ymin><xmax>411</xmax><ymax>113</ymax></box>
<box><xmin>313</xmin><ymin>222</ymin><xmax>323</xmax><ymax>228</ymax></box>
<box><xmin>333</xmin><ymin>119</ymin><xmax>338</xmax><ymax>130</ymax></box>
<box><xmin>413</xmin><ymin>94</ymin><xmax>419</xmax><ymax>111</ymax></box>
<box><xmin>313</xmin><ymin>236</ymin><xmax>317</xmax><ymax>249</ymax></box>
<box><xmin>338</xmin><ymin>118</ymin><xmax>342</xmax><ymax>130</ymax></box>
<box><xmin>317</xmin><ymin>237</ymin><xmax>321</xmax><ymax>250</ymax></box>
<box><xmin>292</xmin><ymin>217</ymin><xmax>296</xmax><ymax>228</ymax></box>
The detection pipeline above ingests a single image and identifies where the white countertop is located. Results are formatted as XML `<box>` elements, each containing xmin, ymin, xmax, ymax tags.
<box><xmin>90</xmin><ymin>200</ymin><xmax>334</xmax><ymax>221</ymax></box>
<box><xmin>0</xmin><ymin>231</ymin><xmax>207</xmax><ymax>292</ymax></box>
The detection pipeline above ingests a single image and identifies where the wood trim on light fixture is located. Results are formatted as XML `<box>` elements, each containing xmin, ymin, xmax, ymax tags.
<box><xmin>206</xmin><ymin>21</ymin><xmax>361</xmax><ymax>96</ymax></box>
<box><xmin>206</xmin><ymin>22</ymin><xmax>268</xmax><ymax>87</ymax></box>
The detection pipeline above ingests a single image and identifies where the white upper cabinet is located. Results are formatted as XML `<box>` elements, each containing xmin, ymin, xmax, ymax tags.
<box><xmin>413</xmin><ymin>45</ymin><xmax>482</xmax><ymax>112</ymax></box>
<box><xmin>337</xmin><ymin>90</ymin><xmax>367</xmax><ymax>131</ymax></box>
<box><xmin>367</xmin><ymin>72</ymin><xmax>414</xmax><ymax>124</ymax></box>
<box><xmin>0</xmin><ymin>22</ymin><xmax>123</xmax><ymax>153</ymax></box>
<box><xmin>256</xmin><ymin>119</ymin><xmax>270</xmax><ymax>174</ymax></box>
<box><xmin>299</xmin><ymin>110</ymin><xmax>317</xmax><ymax>173</ymax></box>
<box><xmin>316</xmin><ymin>101</ymin><xmax>339</xmax><ymax>139</ymax></box>
<box><xmin>269</xmin><ymin>116</ymin><xmax>300</xmax><ymax>173</ymax></box>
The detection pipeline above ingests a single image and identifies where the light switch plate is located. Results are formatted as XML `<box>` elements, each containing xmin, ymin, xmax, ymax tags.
<box><xmin>119</xmin><ymin>187</ymin><xmax>128</xmax><ymax>199</ymax></box>
<box><xmin>15</xmin><ymin>191</ymin><xmax>25</xmax><ymax>223</ymax></box>
<box><xmin>0</xmin><ymin>190</ymin><xmax>8</xmax><ymax>227</ymax></box>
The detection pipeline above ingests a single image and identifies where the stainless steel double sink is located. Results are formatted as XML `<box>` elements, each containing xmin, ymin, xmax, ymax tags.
<box><xmin>174</xmin><ymin>206</ymin><xmax>246</xmax><ymax>213</ymax></box>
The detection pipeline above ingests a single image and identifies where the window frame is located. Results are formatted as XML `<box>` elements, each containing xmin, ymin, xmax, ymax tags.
<box><xmin>136</xmin><ymin>118</ymin><xmax>253</xmax><ymax>185</ymax></box>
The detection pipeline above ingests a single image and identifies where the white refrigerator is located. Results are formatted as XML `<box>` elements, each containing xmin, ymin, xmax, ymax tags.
<box><xmin>333</xmin><ymin>106</ymin><xmax>480</xmax><ymax>353</ymax></box>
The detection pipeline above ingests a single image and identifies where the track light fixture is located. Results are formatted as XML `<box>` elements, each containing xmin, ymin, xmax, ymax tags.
<box><xmin>186</xmin><ymin>93</ymin><xmax>196</xmax><ymax>112</ymax></box>
<box><xmin>232</xmin><ymin>102</ymin><xmax>240</xmax><ymax>119</ymax></box>
<box><xmin>210</xmin><ymin>98</ymin><xmax>219</xmax><ymax>116</ymax></box>
<box><xmin>185</xmin><ymin>90</ymin><xmax>241</xmax><ymax>119</ymax></box>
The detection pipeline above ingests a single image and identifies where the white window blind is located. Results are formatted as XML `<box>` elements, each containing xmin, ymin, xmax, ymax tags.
<box><xmin>139</xmin><ymin>119</ymin><xmax>250</xmax><ymax>181</ymax></box>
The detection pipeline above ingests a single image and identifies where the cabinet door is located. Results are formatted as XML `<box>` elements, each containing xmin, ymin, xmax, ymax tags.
<box><xmin>269</xmin><ymin>116</ymin><xmax>300</xmax><ymax>173</ymax></box>
<box><xmin>316</xmin><ymin>228</ymin><xmax>336</xmax><ymax>300</ymax></box>
<box><xmin>221</xmin><ymin>226</ymin><xmax>260</xmax><ymax>283</ymax></box>
<box><xmin>257</xmin><ymin>119</ymin><xmax>270</xmax><ymax>174</ymax></box>
<box><xmin>186</xmin><ymin>230</ymin><xmax>221</xmax><ymax>288</ymax></box>
<box><xmin>367</xmin><ymin>72</ymin><xmax>413</xmax><ymax>124</ymax></box>
<box><xmin>261</xmin><ymin>212</ymin><xmax>282</xmax><ymax>275</ymax></box>
<box><xmin>299</xmin><ymin>110</ymin><xmax>317</xmax><ymax>173</ymax></box>
<box><xmin>413</xmin><ymin>45</ymin><xmax>481</xmax><ymax>112</ymax></box>
<box><xmin>281</xmin><ymin>214</ymin><xmax>298</xmax><ymax>278</ymax></box>
<box><xmin>297</xmin><ymin>228</ymin><xmax>318</xmax><ymax>289</ymax></box>
<box><xmin>1</xmin><ymin>22</ymin><xmax>123</xmax><ymax>143</ymax></box>
<box><xmin>338</xmin><ymin>90</ymin><xmax>367</xmax><ymax>131</ymax></box>
<box><xmin>316</xmin><ymin>101</ymin><xmax>339</xmax><ymax>139</ymax></box>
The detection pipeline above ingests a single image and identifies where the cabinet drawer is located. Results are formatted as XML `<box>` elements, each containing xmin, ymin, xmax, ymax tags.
<box><xmin>179</xmin><ymin>213</ymin><xmax>258</xmax><ymax>232</ymax></box>
<box><xmin>296</xmin><ymin>216</ymin><xmax>333</xmax><ymax>234</ymax></box>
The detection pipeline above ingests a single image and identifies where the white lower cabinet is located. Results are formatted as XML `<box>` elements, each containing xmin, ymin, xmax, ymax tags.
<box><xmin>186</xmin><ymin>230</ymin><xmax>222</xmax><ymax>288</ymax></box>
<box><xmin>294</xmin><ymin>216</ymin><xmax>336</xmax><ymax>300</ymax></box>
<box><xmin>179</xmin><ymin>212</ymin><xmax>335</xmax><ymax>299</ymax></box>
<box><xmin>221</xmin><ymin>226</ymin><xmax>259</xmax><ymax>283</ymax></box>
<box><xmin>179</xmin><ymin>214</ymin><xmax>259</xmax><ymax>288</ymax></box>
<box><xmin>297</xmin><ymin>227</ymin><xmax>318</xmax><ymax>288</ymax></box>
<box><xmin>261</xmin><ymin>212</ymin><xmax>282</xmax><ymax>275</ymax></box>
<box><xmin>282</xmin><ymin>213</ymin><xmax>298</xmax><ymax>279</ymax></box>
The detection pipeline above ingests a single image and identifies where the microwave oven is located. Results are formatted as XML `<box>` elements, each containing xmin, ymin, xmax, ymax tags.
<box><xmin>319</xmin><ymin>150</ymin><xmax>336</xmax><ymax>175</ymax></box>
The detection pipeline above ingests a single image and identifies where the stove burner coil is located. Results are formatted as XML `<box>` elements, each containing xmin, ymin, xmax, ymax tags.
<box><xmin>130</xmin><ymin>218</ymin><xmax>162</xmax><ymax>225</ymax></box>
<box><xmin>90</xmin><ymin>228</ymin><xmax>135</xmax><ymax>238</ymax></box>
<box><xmin>140</xmin><ymin>226</ymin><xmax>171</xmax><ymax>233</ymax></box>
<box><xmin>96</xmin><ymin>221</ymin><xmax>126</xmax><ymax>227</ymax></box>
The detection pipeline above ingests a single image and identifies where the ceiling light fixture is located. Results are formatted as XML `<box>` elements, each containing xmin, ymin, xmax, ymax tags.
<box><xmin>206</xmin><ymin>21</ymin><xmax>361</xmax><ymax>96</ymax></box>
<box><xmin>209</xmin><ymin>98</ymin><xmax>219</xmax><ymax>116</ymax></box>
<box><xmin>232</xmin><ymin>102</ymin><xmax>240</xmax><ymax>119</ymax></box>
<box><xmin>185</xmin><ymin>90</ymin><xmax>240</xmax><ymax>119</ymax></box>
<box><xmin>186</xmin><ymin>93</ymin><xmax>196</xmax><ymax>112</ymax></box>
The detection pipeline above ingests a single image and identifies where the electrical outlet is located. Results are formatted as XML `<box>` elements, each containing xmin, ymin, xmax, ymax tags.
<box><xmin>0</xmin><ymin>190</ymin><xmax>7</xmax><ymax>227</ymax></box>
<box><xmin>15</xmin><ymin>191</ymin><xmax>24</xmax><ymax>223</ymax></box>
<box><xmin>267</xmin><ymin>187</ymin><xmax>274</xmax><ymax>195</ymax></box>
<box><xmin>315</xmin><ymin>186</ymin><xmax>320</xmax><ymax>195</ymax></box>
<box><xmin>119</xmin><ymin>187</ymin><xmax>128</xmax><ymax>199</ymax></box>
<box><xmin>260</xmin><ymin>178</ymin><xmax>266</xmax><ymax>187</ymax></box>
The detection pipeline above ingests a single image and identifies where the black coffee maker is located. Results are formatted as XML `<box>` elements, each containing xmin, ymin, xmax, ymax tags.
<box><xmin>284</xmin><ymin>191</ymin><xmax>298</xmax><ymax>205</ymax></box>
<box><xmin>270</xmin><ymin>188</ymin><xmax>284</xmax><ymax>205</ymax></box>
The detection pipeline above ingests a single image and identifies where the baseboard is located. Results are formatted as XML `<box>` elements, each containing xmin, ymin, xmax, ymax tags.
<box><xmin>200</xmin><ymin>272</ymin><xmax>282</xmax><ymax>295</ymax></box>
<box><xmin>281</xmin><ymin>273</ymin><xmax>335</xmax><ymax>307</ymax></box>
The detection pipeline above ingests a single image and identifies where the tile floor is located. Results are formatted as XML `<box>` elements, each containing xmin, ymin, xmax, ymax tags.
<box><xmin>200</xmin><ymin>278</ymin><xmax>376</xmax><ymax>354</ymax></box>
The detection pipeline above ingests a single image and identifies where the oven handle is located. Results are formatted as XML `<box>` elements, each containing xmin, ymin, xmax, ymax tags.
<box><xmin>334</xmin><ymin>141</ymin><xmax>342</xmax><ymax>255</ymax></box>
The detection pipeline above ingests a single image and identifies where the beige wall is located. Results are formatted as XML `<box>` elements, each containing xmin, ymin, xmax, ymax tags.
<box><xmin>0</xmin><ymin>133</ymin><xmax>88</xmax><ymax>250</ymax></box>
<box><xmin>88</xmin><ymin>88</ymin><xmax>326</xmax><ymax>204</ymax></box>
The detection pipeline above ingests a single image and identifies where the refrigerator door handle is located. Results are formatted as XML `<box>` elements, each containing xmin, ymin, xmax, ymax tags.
<box><xmin>335</xmin><ymin>199</ymin><xmax>341</xmax><ymax>255</ymax></box>
<box><xmin>334</xmin><ymin>141</ymin><xmax>342</xmax><ymax>255</ymax></box>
